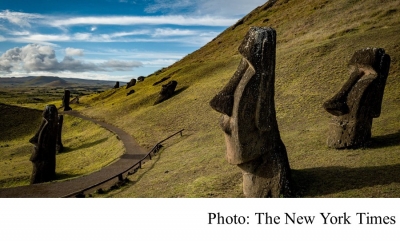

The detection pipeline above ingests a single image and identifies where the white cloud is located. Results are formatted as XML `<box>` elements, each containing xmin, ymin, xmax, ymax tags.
<box><xmin>22</xmin><ymin>34</ymin><xmax>71</xmax><ymax>42</ymax></box>
<box><xmin>99</xmin><ymin>60</ymin><xmax>142</xmax><ymax>71</ymax></box>
<box><xmin>152</xmin><ymin>28</ymin><xmax>197</xmax><ymax>37</ymax></box>
<box><xmin>49</xmin><ymin>15</ymin><xmax>237</xmax><ymax>27</ymax></box>
<box><xmin>0</xmin><ymin>10</ymin><xmax>43</xmax><ymax>28</ymax></box>
<box><xmin>0</xmin><ymin>44</ymin><xmax>142</xmax><ymax>73</ymax></box>
<box><xmin>142</xmin><ymin>59</ymin><xmax>177</xmax><ymax>66</ymax></box>
<box><xmin>145</xmin><ymin>0</ymin><xmax>193</xmax><ymax>13</ymax></box>
<box><xmin>145</xmin><ymin>0</ymin><xmax>267</xmax><ymax>17</ymax></box>
<box><xmin>65</xmin><ymin>47</ymin><xmax>84</xmax><ymax>56</ymax></box>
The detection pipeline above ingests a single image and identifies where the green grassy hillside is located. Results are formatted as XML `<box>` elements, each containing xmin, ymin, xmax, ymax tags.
<box><xmin>76</xmin><ymin>0</ymin><xmax>400</xmax><ymax>197</ymax></box>
<box><xmin>0</xmin><ymin>104</ymin><xmax>124</xmax><ymax>188</ymax></box>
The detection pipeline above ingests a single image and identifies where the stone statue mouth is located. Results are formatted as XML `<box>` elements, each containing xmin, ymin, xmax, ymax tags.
<box><xmin>219</xmin><ymin>115</ymin><xmax>232</xmax><ymax>135</ymax></box>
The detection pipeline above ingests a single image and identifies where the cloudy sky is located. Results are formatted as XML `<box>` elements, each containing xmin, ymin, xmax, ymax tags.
<box><xmin>0</xmin><ymin>0</ymin><xmax>267</xmax><ymax>81</ymax></box>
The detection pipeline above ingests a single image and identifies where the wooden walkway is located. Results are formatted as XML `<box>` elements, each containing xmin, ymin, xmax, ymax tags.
<box><xmin>0</xmin><ymin>111</ymin><xmax>147</xmax><ymax>198</ymax></box>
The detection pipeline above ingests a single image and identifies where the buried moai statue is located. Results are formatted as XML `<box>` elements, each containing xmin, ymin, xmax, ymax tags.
<box><xmin>114</xmin><ymin>81</ymin><xmax>120</xmax><ymax>88</ymax></box>
<box><xmin>323</xmin><ymin>48</ymin><xmax>391</xmax><ymax>149</ymax></box>
<box><xmin>126</xmin><ymin>78</ymin><xmax>137</xmax><ymax>89</ymax></box>
<box><xmin>62</xmin><ymin>90</ymin><xmax>72</xmax><ymax>111</ymax></box>
<box><xmin>210</xmin><ymin>27</ymin><xmax>292</xmax><ymax>197</ymax></box>
<box><xmin>154</xmin><ymin>80</ymin><xmax>178</xmax><ymax>105</ymax></box>
<box><xmin>29</xmin><ymin>105</ymin><xmax>59</xmax><ymax>184</ymax></box>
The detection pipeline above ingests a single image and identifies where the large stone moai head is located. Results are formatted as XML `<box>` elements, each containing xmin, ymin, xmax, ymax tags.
<box><xmin>29</xmin><ymin>105</ymin><xmax>59</xmax><ymax>184</ymax></box>
<box><xmin>323</xmin><ymin>48</ymin><xmax>391</xmax><ymax>149</ymax></box>
<box><xmin>62</xmin><ymin>90</ymin><xmax>72</xmax><ymax>111</ymax></box>
<box><xmin>154</xmin><ymin>80</ymin><xmax>178</xmax><ymax>105</ymax></box>
<box><xmin>210</xmin><ymin>27</ymin><xmax>292</xmax><ymax>197</ymax></box>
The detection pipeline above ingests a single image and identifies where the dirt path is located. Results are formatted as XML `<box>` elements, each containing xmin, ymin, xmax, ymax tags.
<box><xmin>0</xmin><ymin>110</ymin><xmax>147</xmax><ymax>198</ymax></box>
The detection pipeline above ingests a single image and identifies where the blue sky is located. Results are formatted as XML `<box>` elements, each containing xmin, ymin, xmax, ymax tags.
<box><xmin>0</xmin><ymin>0</ymin><xmax>267</xmax><ymax>81</ymax></box>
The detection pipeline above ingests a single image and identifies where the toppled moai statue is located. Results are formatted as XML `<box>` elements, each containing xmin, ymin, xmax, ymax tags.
<box><xmin>62</xmin><ymin>90</ymin><xmax>72</xmax><ymax>111</ymax></box>
<box><xmin>210</xmin><ymin>27</ymin><xmax>292</xmax><ymax>198</ymax></box>
<box><xmin>113</xmin><ymin>81</ymin><xmax>120</xmax><ymax>88</ymax></box>
<box><xmin>154</xmin><ymin>80</ymin><xmax>178</xmax><ymax>105</ymax></box>
<box><xmin>126</xmin><ymin>78</ymin><xmax>137</xmax><ymax>89</ymax></box>
<box><xmin>56</xmin><ymin>115</ymin><xmax>64</xmax><ymax>153</ymax></box>
<box><xmin>29</xmin><ymin>105</ymin><xmax>59</xmax><ymax>184</ymax></box>
<box><xmin>323</xmin><ymin>48</ymin><xmax>391</xmax><ymax>149</ymax></box>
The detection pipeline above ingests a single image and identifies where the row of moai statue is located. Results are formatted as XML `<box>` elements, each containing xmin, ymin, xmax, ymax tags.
<box><xmin>28</xmin><ymin>90</ymin><xmax>73</xmax><ymax>184</ymax></box>
<box><xmin>210</xmin><ymin>27</ymin><xmax>391</xmax><ymax>197</ymax></box>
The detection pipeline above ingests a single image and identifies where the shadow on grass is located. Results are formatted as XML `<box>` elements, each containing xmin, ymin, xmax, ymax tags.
<box><xmin>292</xmin><ymin>163</ymin><xmax>400</xmax><ymax>197</ymax></box>
<box><xmin>61</xmin><ymin>137</ymin><xmax>108</xmax><ymax>153</ymax></box>
<box><xmin>128</xmin><ymin>149</ymin><xmax>164</xmax><ymax>185</ymax></box>
<box><xmin>172</xmin><ymin>86</ymin><xmax>189</xmax><ymax>97</ymax></box>
<box><xmin>369</xmin><ymin>130</ymin><xmax>400</xmax><ymax>149</ymax></box>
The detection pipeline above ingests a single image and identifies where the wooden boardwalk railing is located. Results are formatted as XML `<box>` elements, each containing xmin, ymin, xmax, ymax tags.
<box><xmin>62</xmin><ymin>129</ymin><xmax>184</xmax><ymax>197</ymax></box>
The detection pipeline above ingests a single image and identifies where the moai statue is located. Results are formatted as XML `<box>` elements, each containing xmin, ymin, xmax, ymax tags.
<box><xmin>56</xmin><ymin>115</ymin><xmax>64</xmax><ymax>153</ymax></box>
<box><xmin>29</xmin><ymin>105</ymin><xmax>59</xmax><ymax>184</ymax></box>
<box><xmin>114</xmin><ymin>81</ymin><xmax>120</xmax><ymax>88</ymax></box>
<box><xmin>62</xmin><ymin>90</ymin><xmax>72</xmax><ymax>111</ymax></box>
<box><xmin>323</xmin><ymin>48</ymin><xmax>391</xmax><ymax>149</ymax></box>
<box><xmin>154</xmin><ymin>80</ymin><xmax>178</xmax><ymax>105</ymax></box>
<box><xmin>126</xmin><ymin>78</ymin><xmax>137</xmax><ymax>89</ymax></box>
<box><xmin>209</xmin><ymin>27</ymin><xmax>292</xmax><ymax>197</ymax></box>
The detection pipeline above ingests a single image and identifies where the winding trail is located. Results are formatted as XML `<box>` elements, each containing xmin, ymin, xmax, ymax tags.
<box><xmin>0</xmin><ymin>110</ymin><xmax>147</xmax><ymax>198</ymax></box>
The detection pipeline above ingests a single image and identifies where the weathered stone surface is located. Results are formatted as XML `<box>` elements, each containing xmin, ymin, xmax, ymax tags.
<box><xmin>137</xmin><ymin>76</ymin><xmax>145</xmax><ymax>82</ymax></box>
<box><xmin>154</xmin><ymin>80</ymin><xmax>178</xmax><ymax>105</ymax></box>
<box><xmin>113</xmin><ymin>81</ymin><xmax>120</xmax><ymax>88</ymax></box>
<box><xmin>210</xmin><ymin>27</ymin><xmax>292</xmax><ymax>197</ymax></box>
<box><xmin>126</xmin><ymin>78</ymin><xmax>136</xmax><ymax>89</ymax></box>
<box><xmin>29</xmin><ymin>105</ymin><xmax>58</xmax><ymax>184</ymax></box>
<box><xmin>323</xmin><ymin>48</ymin><xmax>391</xmax><ymax>149</ymax></box>
<box><xmin>56</xmin><ymin>114</ymin><xmax>64</xmax><ymax>153</ymax></box>
<box><xmin>62</xmin><ymin>90</ymin><xmax>72</xmax><ymax>111</ymax></box>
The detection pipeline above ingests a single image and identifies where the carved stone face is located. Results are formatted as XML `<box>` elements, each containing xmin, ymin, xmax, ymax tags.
<box><xmin>210</xmin><ymin>27</ymin><xmax>278</xmax><ymax>165</ymax></box>
<box><xmin>323</xmin><ymin>48</ymin><xmax>391</xmax><ymax>148</ymax></box>
<box><xmin>43</xmin><ymin>104</ymin><xmax>58</xmax><ymax>122</ymax></box>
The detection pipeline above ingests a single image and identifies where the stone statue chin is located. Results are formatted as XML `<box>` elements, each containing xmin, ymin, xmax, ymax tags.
<box><xmin>210</xmin><ymin>27</ymin><xmax>292</xmax><ymax>197</ymax></box>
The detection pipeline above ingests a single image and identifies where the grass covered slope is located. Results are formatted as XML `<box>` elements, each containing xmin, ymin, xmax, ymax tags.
<box><xmin>78</xmin><ymin>0</ymin><xmax>400</xmax><ymax>197</ymax></box>
<box><xmin>0</xmin><ymin>104</ymin><xmax>124</xmax><ymax>188</ymax></box>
